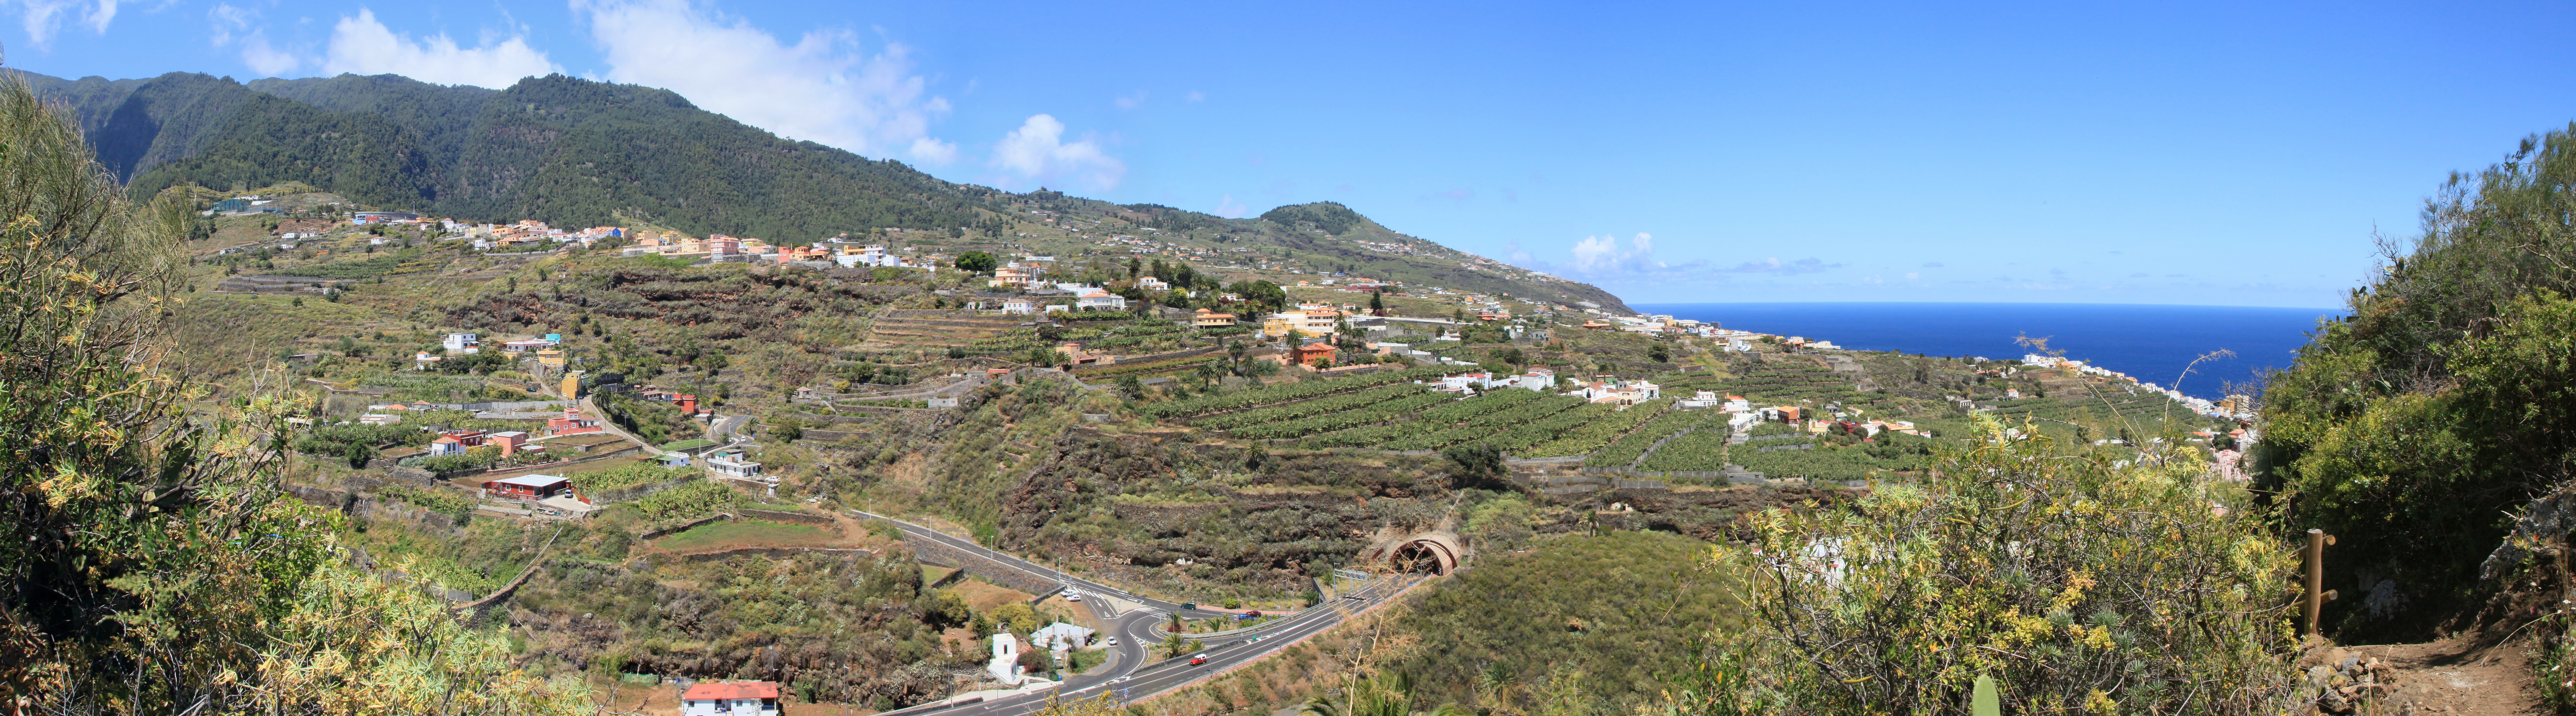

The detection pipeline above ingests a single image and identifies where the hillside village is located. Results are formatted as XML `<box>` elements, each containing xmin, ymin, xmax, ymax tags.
<box><xmin>109</xmin><ymin>152</ymin><xmax>2294</xmax><ymax>716</ymax></box>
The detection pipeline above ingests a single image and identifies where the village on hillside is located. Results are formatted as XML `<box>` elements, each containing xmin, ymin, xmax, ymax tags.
<box><xmin>159</xmin><ymin>184</ymin><xmax>2267</xmax><ymax>712</ymax></box>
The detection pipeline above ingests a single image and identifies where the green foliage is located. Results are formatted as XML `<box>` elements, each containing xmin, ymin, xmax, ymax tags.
<box><xmin>566</xmin><ymin>463</ymin><xmax>697</xmax><ymax>493</ymax></box>
<box><xmin>955</xmin><ymin>250</ymin><xmax>998</xmax><ymax>273</ymax></box>
<box><xmin>375</xmin><ymin>484</ymin><xmax>476</xmax><ymax>517</ymax></box>
<box><xmin>514</xmin><ymin>550</ymin><xmax>948</xmax><ymax>704</ymax></box>
<box><xmin>290</xmin><ymin>422</ymin><xmax>422</xmax><ymax>461</ymax></box>
<box><xmin>0</xmin><ymin>73</ymin><xmax>586</xmax><ymax>712</ymax></box>
<box><xmin>631</xmin><ymin>480</ymin><xmax>745</xmax><ymax>522</ymax></box>
<box><xmin>1692</xmin><ymin>414</ymin><xmax>2299</xmax><ymax>715</ymax></box>
<box><xmin>1144</xmin><ymin>366</ymin><xmax>1444</xmax><ymax>419</ymax></box>
<box><xmin>1259</xmin><ymin>202</ymin><xmax>1364</xmax><ymax>236</ymax></box>
<box><xmin>270</xmin><ymin>247</ymin><xmax>425</xmax><ymax>279</ymax></box>
<box><xmin>1586</xmin><ymin>409</ymin><xmax>1712</xmax><ymax>467</ymax></box>
<box><xmin>2259</xmin><ymin>123</ymin><xmax>2576</xmax><ymax>637</ymax></box>
<box><xmin>1440</xmin><ymin>443</ymin><xmax>1506</xmax><ymax>488</ymax></box>
<box><xmin>1191</xmin><ymin>383</ymin><xmax>1430</xmax><ymax>430</ymax></box>
<box><xmin>1521</xmin><ymin>398</ymin><xmax>1672</xmax><ymax>457</ymax></box>
<box><xmin>1636</xmin><ymin>427</ymin><xmax>1734</xmax><ymax>472</ymax></box>
<box><xmin>127</xmin><ymin>73</ymin><xmax>986</xmax><ymax>240</ymax></box>
<box><xmin>1385</xmin><ymin>532</ymin><xmax>1740</xmax><ymax>716</ymax></box>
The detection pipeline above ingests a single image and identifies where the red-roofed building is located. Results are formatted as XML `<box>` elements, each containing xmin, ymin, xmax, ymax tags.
<box><xmin>488</xmin><ymin>431</ymin><xmax>530</xmax><ymax>456</ymax></box>
<box><xmin>481</xmin><ymin>474</ymin><xmax>569</xmax><ymax>500</ymax></box>
<box><xmin>682</xmin><ymin>681</ymin><xmax>781</xmax><ymax>716</ymax></box>
<box><xmin>428</xmin><ymin>429</ymin><xmax>486</xmax><ymax>456</ymax></box>
<box><xmin>1292</xmin><ymin>342</ymin><xmax>1338</xmax><ymax>367</ymax></box>
<box><xmin>547</xmin><ymin>407</ymin><xmax>603</xmax><ymax>437</ymax></box>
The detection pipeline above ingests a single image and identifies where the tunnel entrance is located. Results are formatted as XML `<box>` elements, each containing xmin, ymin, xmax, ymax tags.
<box><xmin>1386</xmin><ymin>536</ymin><xmax>1459</xmax><ymax>575</ymax></box>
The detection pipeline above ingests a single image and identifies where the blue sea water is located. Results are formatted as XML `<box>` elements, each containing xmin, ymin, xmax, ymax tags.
<box><xmin>1628</xmin><ymin>303</ymin><xmax>2337</xmax><ymax>401</ymax></box>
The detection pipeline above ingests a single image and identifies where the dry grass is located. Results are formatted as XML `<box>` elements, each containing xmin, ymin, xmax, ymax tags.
<box><xmin>950</xmin><ymin>578</ymin><xmax>1036</xmax><ymax>614</ymax></box>
<box><xmin>654</xmin><ymin>520</ymin><xmax>833</xmax><ymax>553</ymax></box>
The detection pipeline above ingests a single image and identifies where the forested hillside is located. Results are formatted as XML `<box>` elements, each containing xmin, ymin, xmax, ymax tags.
<box><xmin>26</xmin><ymin>69</ymin><xmax>1630</xmax><ymax>312</ymax></box>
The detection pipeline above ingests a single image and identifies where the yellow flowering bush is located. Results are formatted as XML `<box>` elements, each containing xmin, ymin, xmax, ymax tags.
<box><xmin>1675</xmin><ymin>414</ymin><xmax>2303</xmax><ymax>715</ymax></box>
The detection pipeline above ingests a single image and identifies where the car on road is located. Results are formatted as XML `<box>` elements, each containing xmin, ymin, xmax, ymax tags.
<box><xmin>1106</xmin><ymin>637</ymin><xmax>1118</xmax><ymax>647</ymax></box>
<box><xmin>1190</xmin><ymin>653</ymin><xmax>1208</xmax><ymax>665</ymax></box>
<box><xmin>1065</xmin><ymin>591</ymin><xmax>1082</xmax><ymax>603</ymax></box>
<box><xmin>1180</xmin><ymin>602</ymin><xmax>1196</xmax><ymax>610</ymax></box>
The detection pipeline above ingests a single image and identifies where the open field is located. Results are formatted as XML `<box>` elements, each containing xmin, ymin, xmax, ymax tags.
<box><xmin>653</xmin><ymin>520</ymin><xmax>834</xmax><ymax>552</ymax></box>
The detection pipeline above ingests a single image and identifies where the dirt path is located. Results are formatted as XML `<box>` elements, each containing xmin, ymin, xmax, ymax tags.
<box><xmin>2329</xmin><ymin>635</ymin><xmax>2546</xmax><ymax>715</ymax></box>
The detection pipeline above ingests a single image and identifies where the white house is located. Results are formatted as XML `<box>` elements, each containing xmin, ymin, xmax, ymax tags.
<box><xmin>1506</xmin><ymin>368</ymin><xmax>1556</xmax><ymax>392</ymax></box>
<box><xmin>1001</xmin><ymin>299</ymin><xmax>1037</xmax><ymax>315</ymax></box>
<box><xmin>1136</xmin><ymin>276</ymin><xmax>1169</xmax><ymax>291</ymax></box>
<box><xmin>708</xmin><ymin>451</ymin><xmax>762</xmax><ymax>479</ymax></box>
<box><xmin>1437</xmin><ymin>372</ymin><xmax>1493</xmax><ymax>392</ymax></box>
<box><xmin>442</xmin><ymin>333</ymin><xmax>480</xmax><ymax>354</ymax></box>
<box><xmin>1077</xmin><ymin>291</ymin><xmax>1128</xmax><ymax>311</ymax></box>
<box><xmin>1029</xmin><ymin>622</ymin><xmax>1095</xmax><ymax>652</ymax></box>
<box><xmin>680</xmin><ymin>681</ymin><xmax>779</xmax><ymax>716</ymax></box>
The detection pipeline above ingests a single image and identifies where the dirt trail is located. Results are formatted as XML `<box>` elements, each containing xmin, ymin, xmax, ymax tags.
<box><xmin>2324</xmin><ymin>635</ymin><xmax>2546</xmax><ymax>715</ymax></box>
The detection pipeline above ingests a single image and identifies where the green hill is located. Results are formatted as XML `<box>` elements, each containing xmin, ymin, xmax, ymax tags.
<box><xmin>27</xmin><ymin>69</ymin><xmax>1632</xmax><ymax>313</ymax></box>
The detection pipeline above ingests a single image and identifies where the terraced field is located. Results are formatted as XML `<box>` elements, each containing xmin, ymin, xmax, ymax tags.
<box><xmin>1156</xmin><ymin>367</ymin><xmax>1679</xmax><ymax>456</ymax></box>
<box><xmin>859</xmin><ymin>310</ymin><xmax>1029</xmax><ymax>350</ymax></box>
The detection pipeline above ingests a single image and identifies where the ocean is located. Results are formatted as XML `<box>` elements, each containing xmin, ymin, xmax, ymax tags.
<box><xmin>1628</xmin><ymin>302</ymin><xmax>2338</xmax><ymax>401</ymax></box>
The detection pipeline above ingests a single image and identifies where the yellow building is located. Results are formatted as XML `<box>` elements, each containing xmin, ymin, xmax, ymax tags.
<box><xmin>1261</xmin><ymin>314</ymin><xmax>1298</xmax><ymax>339</ymax></box>
<box><xmin>536</xmin><ymin>348</ymin><xmax>566</xmax><ymax>367</ymax></box>
<box><xmin>561</xmin><ymin>370</ymin><xmax>586</xmax><ymax>399</ymax></box>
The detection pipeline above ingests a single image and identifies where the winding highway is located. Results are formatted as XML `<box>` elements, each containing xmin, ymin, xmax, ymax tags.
<box><xmin>853</xmin><ymin>511</ymin><xmax>1422</xmax><ymax>716</ymax></box>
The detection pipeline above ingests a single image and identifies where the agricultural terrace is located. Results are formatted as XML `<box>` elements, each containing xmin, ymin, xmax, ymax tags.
<box><xmin>1159</xmin><ymin>366</ymin><xmax>1674</xmax><ymax>456</ymax></box>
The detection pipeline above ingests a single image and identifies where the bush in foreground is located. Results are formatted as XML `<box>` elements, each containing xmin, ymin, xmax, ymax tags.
<box><xmin>1678</xmin><ymin>414</ymin><xmax>2301</xmax><ymax>715</ymax></box>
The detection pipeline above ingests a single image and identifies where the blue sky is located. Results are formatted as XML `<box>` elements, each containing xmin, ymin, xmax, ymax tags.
<box><xmin>10</xmin><ymin>0</ymin><xmax>2575</xmax><ymax>308</ymax></box>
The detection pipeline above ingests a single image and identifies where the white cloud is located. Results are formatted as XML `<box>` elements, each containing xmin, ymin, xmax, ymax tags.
<box><xmin>1568</xmin><ymin>232</ymin><xmax>1657</xmax><ymax>275</ymax></box>
<box><xmin>1213</xmin><ymin>194</ymin><xmax>1248</xmax><ymax>218</ymax></box>
<box><xmin>1114</xmin><ymin>90</ymin><xmax>1146</xmax><ymax>110</ymax></box>
<box><xmin>240</xmin><ymin>34</ymin><xmax>301</xmax><ymax>75</ymax></box>
<box><xmin>14</xmin><ymin>0</ymin><xmax>119</xmax><ymax>46</ymax></box>
<box><xmin>991</xmin><ymin>113</ymin><xmax>1125</xmax><ymax>191</ymax></box>
<box><xmin>575</xmin><ymin>0</ymin><xmax>956</xmax><ymax>164</ymax></box>
<box><xmin>209</xmin><ymin>3</ymin><xmax>299</xmax><ymax>76</ymax></box>
<box><xmin>322</xmin><ymin>9</ymin><xmax>559</xmax><ymax>89</ymax></box>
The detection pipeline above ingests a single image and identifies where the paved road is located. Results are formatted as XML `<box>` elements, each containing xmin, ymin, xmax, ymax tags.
<box><xmin>708</xmin><ymin>414</ymin><xmax>751</xmax><ymax>443</ymax></box>
<box><xmin>854</xmin><ymin>511</ymin><xmax>1419</xmax><ymax>716</ymax></box>
<box><xmin>853</xmin><ymin>511</ymin><xmax>1251</xmax><ymax>620</ymax></box>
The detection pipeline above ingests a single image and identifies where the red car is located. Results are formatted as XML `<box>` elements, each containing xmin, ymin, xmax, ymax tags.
<box><xmin>1189</xmin><ymin>653</ymin><xmax>1208</xmax><ymax>665</ymax></box>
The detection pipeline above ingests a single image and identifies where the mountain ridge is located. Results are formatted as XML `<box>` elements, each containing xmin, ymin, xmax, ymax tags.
<box><xmin>23</xmin><ymin>68</ymin><xmax>1633</xmax><ymax>312</ymax></box>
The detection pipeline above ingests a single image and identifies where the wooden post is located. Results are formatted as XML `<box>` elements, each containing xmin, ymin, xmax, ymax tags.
<box><xmin>2305</xmin><ymin>528</ymin><xmax>2339</xmax><ymax>638</ymax></box>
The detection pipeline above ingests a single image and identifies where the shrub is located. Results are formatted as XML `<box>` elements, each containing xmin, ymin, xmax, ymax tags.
<box><xmin>1689</xmin><ymin>414</ymin><xmax>2300</xmax><ymax>715</ymax></box>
